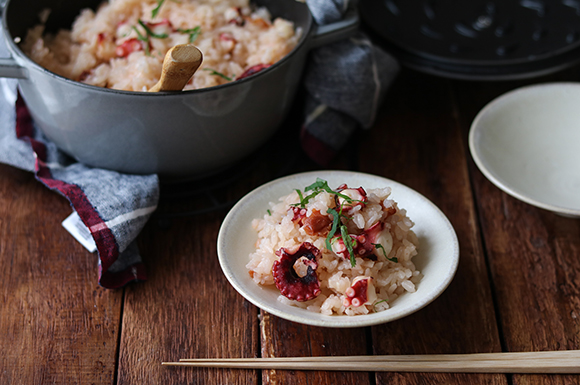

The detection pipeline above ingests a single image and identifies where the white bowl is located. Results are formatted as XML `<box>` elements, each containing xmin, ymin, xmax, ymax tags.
<box><xmin>217</xmin><ymin>171</ymin><xmax>459</xmax><ymax>328</ymax></box>
<box><xmin>469</xmin><ymin>83</ymin><xmax>580</xmax><ymax>218</ymax></box>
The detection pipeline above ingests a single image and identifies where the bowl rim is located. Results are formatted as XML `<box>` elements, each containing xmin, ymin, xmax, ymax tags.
<box><xmin>217</xmin><ymin>170</ymin><xmax>460</xmax><ymax>328</ymax></box>
<box><xmin>469</xmin><ymin>82</ymin><xmax>580</xmax><ymax>218</ymax></box>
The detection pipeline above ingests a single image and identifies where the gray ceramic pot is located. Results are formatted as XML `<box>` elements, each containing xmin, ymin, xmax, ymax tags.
<box><xmin>0</xmin><ymin>0</ymin><xmax>357</xmax><ymax>178</ymax></box>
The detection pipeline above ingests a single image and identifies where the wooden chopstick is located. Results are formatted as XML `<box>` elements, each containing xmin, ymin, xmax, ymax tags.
<box><xmin>161</xmin><ymin>350</ymin><xmax>580</xmax><ymax>373</ymax></box>
<box><xmin>179</xmin><ymin>350</ymin><xmax>580</xmax><ymax>362</ymax></box>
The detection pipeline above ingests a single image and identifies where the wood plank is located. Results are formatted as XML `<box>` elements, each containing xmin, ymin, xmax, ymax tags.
<box><xmin>247</xmin><ymin>107</ymin><xmax>373</xmax><ymax>384</ymax></box>
<box><xmin>453</xmin><ymin>68</ymin><xmax>580</xmax><ymax>385</ymax></box>
<box><xmin>116</xmin><ymin>212</ymin><xmax>261</xmax><ymax>384</ymax></box>
<box><xmin>260</xmin><ymin>313</ymin><xmax>372</xmax><ymax>384</ymax></box>
<box><xmin>115</xmin><ymin>102</ymin><xmax>315</xmax><ymax>384</ymax></box>
<box><xmin>0</xmin><ymin>164</ymin><xmax>123</xmax><ymax>384</ymax></box>
<box><xmin>358</xmin><ymin>69</ymin><xmax>506</xmax><ymax>384</ymax></box>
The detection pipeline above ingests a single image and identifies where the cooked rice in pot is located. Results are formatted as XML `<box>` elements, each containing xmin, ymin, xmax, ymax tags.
<box><xmin>247</xmin><ymin>179</ymin><xmax>422</xmax><ymax>316</ymax></box>
<box><xmin>21</xmin><ymin>0</ymin><xmax>301</xmax><ymax>91</ymax></box>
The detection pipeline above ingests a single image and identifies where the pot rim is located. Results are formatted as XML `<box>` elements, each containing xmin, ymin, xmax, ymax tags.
<box><xmin>2</xmin><ymin>0</ymin><xmax>314</xmax><ymax>96</ymax></box>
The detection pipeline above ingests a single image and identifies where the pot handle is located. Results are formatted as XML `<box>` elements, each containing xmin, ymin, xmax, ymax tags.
<box><xmin>0</xmin><ymin>57</ymin><xmax>28</xmax><ymax>78</ymax></box>
<box><xmin>309</xmin><ymin>7</ymin><xmax>360</xmax><ymax>49</ymax></box>
<box><xmin>0</xmin><ymin>3</ymin><xmax>28</xmax><ymax>79</ymax></box>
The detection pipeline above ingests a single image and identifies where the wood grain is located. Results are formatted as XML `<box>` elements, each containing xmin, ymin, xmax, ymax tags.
<box><xmin>116</xmin><ymin>212</ymin><xmax>261</xmax><ymax>384</ymax></box>
<box><xmin>357</xmin><ymin>69</ymin><xmax>506</xmax><ymax>384</ymax></box>
<box><xmin>2</xmin><ymin>56</ymin><xmax>580</xmax><ymax>385</ymax></box>
<box><xmin>0</xmin><ymin>164</ymin><xmax>123</xmax><ymax>384</ymax></box>
<box><xmin>260</xmin><ymin>313</ymin><xmax>372</xmax><ymax>385</ymax></box>
<box><xmin>452</xmin><ymin>67</ymin><xmax>580</xmax><ymax>385</ymax></box>
<box><xmin>249</xmin><ymin>125</ymin><xmax>374</xmax><ymax>384</ymax></box>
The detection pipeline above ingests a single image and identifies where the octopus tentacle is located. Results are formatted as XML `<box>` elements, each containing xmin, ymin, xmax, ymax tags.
<box><xmin>273</xmin><ymin>242</ymin><xmax>321</xmax><ymax>302</ymax></box>
<box><xmin>343</xmin><ymin>276</ymin><xmax>377</xmax><ymax>307</ymax></box>
<box><xmin>335</xmin><ymin>184</ymin><xmax>368</xmax><ymax>213</ymax></box>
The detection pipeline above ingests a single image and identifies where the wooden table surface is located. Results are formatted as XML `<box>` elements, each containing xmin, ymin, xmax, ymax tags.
<box><xmin>2</xmin><ymin>63</ymin><xmax>580</xmax><ymax>384</ymax></box>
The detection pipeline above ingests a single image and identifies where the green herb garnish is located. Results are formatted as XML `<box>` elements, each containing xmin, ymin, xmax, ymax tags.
<box><xmin>325</xmin><ymin>207</ymin><xmax>341</xmax><ymax>251</ymax></box>
<box><xmin>138</xmin><ymin>19</ymin><xmax>169</xmax><ymax>39</ymax></box>
<box><xmin>295</xmin><ymin>189</ymin><xmax>305</xmax><ymax>206</ymax></box>
<box><xmin>131</xmin><ymin>25</ymin><xmax>150</xmax><ymax>55</ymax></box>
<box><xmin>373</xmin><ymin>299</ymin><xmax>388</xmax><ymax>313</ymax></box>
<box><xmin>340</xmin><ymin>224</ymin><xmax>357</xmax><ymax>267</ymax></box>
<box><xmin>292</xmin><ymin>189</ymin><xmax>321</xmax><ymax>208</ymax></box>
<box><xmin>372</xmin><ymin>243</ymin><xmax>398</xmax><ymax>263</ymax></box>
<box><xmin>306</xmin><ymin>178</ymin><xmax>356</xmax><ymax>204</ymax></box>
<box><xmin>131</xmin><ymin>19</ymin><xmax>170</xmax><ymax>56</ymax></box>
<box><xmin>203</xmin><ymin>68</ymin><xmax>233</xmax><ymax>81</ymax></box>
<box><xmin>177</xmin><ymin>26</ymin><xmax>201</xmax><ymax>43</ymax></box>
<box><xmin>292</xmin><ymin>178</ymin><xmax>358</xmax><ymax>209</ymax></box>
<box><xmin>151</xmin><ymin>0</ymin><xmax>166</xmax><ymax>18</ymax></box>
<box><xmin>267</xmin><ymin>209</ymin><xmax>271</xmax><ymax>216</ymax></box>
<box><xmin>325</xmin><ymin>206</ymin><xmax>358</xmax><ymax>267</ymax></box>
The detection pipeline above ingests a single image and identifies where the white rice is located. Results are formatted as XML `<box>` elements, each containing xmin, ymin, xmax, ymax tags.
<box><xmin>247</xmin><ymin>181</ymin><xmax>422</xmax><ymax>316</ymax></box>
<box><xmin>21</xmin><ymin>0</ymin><xmax>301</xmax><ymax>91</ymax></box>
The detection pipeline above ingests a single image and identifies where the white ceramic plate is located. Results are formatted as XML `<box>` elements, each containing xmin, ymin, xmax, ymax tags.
<box><xmin>469</xmin><ymin>83</ymin><xmax>580</xmax><ymax>218</ymax></box>
<box><xmin>217</xmin><ymin>171</ymin><xmax>460</xmax><ymax>328</ymax></box>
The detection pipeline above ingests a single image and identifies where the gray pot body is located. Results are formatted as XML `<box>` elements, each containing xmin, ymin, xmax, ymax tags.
<box><xmin>16</xmin><ymin>45</ymin><xmax>308</xmax><ymax>178</ymax></box>
<box><xmin>0</xmin><ymin>0</ymin><xmax>357</xmax><ymax>178</ymax></box>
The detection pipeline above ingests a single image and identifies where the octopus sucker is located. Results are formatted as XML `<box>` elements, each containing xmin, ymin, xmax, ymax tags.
<box><xmin>273</xmin><ymin>242</ymin><xmax>321</xmax><ymax>302</ymax></box>
<box><xmin>335</xmin><ymin>184</ymin><xmax>368</xmax><ymax>213</ymax></box>
<box><xmin>343</xmin><ymin>276</ymin><xmax>377</xmax><ymax>308</ymax></box>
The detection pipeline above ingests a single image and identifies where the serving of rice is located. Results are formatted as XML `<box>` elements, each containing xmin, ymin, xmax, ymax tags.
<box><xmin>247</xmin><ymin>179</ymin><xmax>422</xmax><ymax>316</ymax></box>
<box><xmin>21</xmin><ymin>0</ymin><xmax>301</xmax><ymax>91</ymax></box>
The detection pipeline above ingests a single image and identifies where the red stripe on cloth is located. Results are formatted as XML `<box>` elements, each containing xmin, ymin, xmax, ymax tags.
<box><xmin>299</xmin><ymin>125</ymin><xmax>336</xmax><ymax>166</ymax></box>
<box><xmin>15</xmin><ymin>94</ymin><xmax>33</xmax><ymax>138</ymax></box>
<box><xmin>15</xmin><ymin>94</ymin><xmax>139</xmax><ymax>288</ymax></box>
<box><xmin>36</xmin><ymin>174</ymin><xmax>120</xmax><ymax>269</ymax></box>
<box><xmin>98</xmin><ymin>262</ymin><xmax>147</xmax><ymax>289</ymax></box>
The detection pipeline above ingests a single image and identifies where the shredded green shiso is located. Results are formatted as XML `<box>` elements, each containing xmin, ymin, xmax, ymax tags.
<box><xmin>292</xmin><ymin>178</ymin><xmax>393</xmax><ymax>268</ymax></box>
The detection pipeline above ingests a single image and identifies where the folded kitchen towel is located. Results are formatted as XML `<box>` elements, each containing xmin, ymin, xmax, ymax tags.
<box><xmin>0</xmin><ymin>0</ymin><xmax>396</xmax><ymax>288</ymax></box>
<box><xmin>302</xmin><ymin>0</ymin><xmax>400</xmax><ymax>165</ymax></box>
<box><xmin>0</xmin><ymin>76</ymin><xmax>159</xmax><ymax>289</ymax></box>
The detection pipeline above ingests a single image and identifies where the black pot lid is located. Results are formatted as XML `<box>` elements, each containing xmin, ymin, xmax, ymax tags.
<box><xmin>359</xmin><ymin>0</ymin><xmax>580</xmax><ymax>80</ymax></box>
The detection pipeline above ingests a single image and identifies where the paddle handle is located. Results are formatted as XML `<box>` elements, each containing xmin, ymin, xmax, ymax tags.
<box><xmin>149</xmin><ymin>44</ymin><xmax>202</xmax><ymax>92</ymax></box>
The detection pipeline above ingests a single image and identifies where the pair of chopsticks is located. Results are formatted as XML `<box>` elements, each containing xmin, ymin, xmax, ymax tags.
<box><xmin>162</xmin><ymin>350</ymin><xmax>580</xmax><ymax>373</ymax></box>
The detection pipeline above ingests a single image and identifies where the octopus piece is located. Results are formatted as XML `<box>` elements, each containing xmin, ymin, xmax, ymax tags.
<box><xmin>115</xmin><ymin>20</ymin><xmax>133</xmax><ymax>40</ymax></box>
<box><xmin>219</xmin><ymin>32</ymin><xmax>237</xmax><ymax>52</ymax></box>
<box><xmin>146</xmin><ymin>19</ymin><xmax>173</xmax><ymax>36</ymax></box>
<box><xmin>115</xmin><ymin>38</ymin><xmax>146</xmax><ymax>57</ymax></box>
<box><xmin>335</xmin><ymin>184</ymin><xmax>367</xmax><ymax>212</ymax></box>
<box><xmin>290</xmin><ymin>206</ymin><xmax>307</xmax><ymax>223</ymax></box>
<box><xmin>78</xmin><ymin>70</ymin><xmax>91</xmax><ymax>82</ymax></box>
<box><xmin>331</xmin><ymin>222</ymin><xmax>392</xmax><ymax>260</ymax></box>
<box><xmin>290</xmin><ymin>208</ymin><xmax>332</xmax><ymax>236</ymax></box>
<box><xmin>272</xmin><ymin>242</ymin><xmax>321</xmax><ymax>302</ymax></box>
<box><xmin>302</xmin><ymin>209</ymin><xmax>332</xmax><ymax>236</ymax></box>
<box><xmin>343</xmin><ymin>276</ymin><xmax>377</xmax><ymax>307</ymax></box>
<box><xmin>364</xmin><ymin>221</ymin><xmax>394</xmax><ymax>259</ymax></box>
<box><xmin>225</xmin><ymin>7</ymin><xmax>245</xmax><ymax>26</ymax></box>
<box><xmin>248</xmin><ymin>17</ymin><xmax>271</xmax><ymax>29</ymax></box>
<box><xmin>236</xmin><ymin>64</ymin><xmax>271</xmax><ymax>80</ymax></box>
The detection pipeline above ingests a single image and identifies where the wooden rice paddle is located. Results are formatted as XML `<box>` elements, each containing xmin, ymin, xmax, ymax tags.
<box><xmin>148</xmin><ymin>44</ymin><xmax>202</xmax><ymax>92</ymax></box>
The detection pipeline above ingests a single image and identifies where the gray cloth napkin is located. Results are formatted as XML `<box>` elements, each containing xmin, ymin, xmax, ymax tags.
<box><xmin>0</xmin><ymin>0</ymin><xmax>398</xmax><ymax>288</ymax></box>
<box><xmin>302</xmin><ymin>0</ymin><xmax>400</xmax><ymax>165</ymax></box>
<box><xmin>0</xmin><ymin>75</ymin><xmax>159</xmax><ymax>288</ymax></box>
<box><xmin>0</xmin><ymin>26</ymin><xmax>158</xmax><ymax>288</ymax></box>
